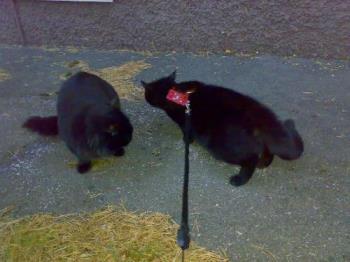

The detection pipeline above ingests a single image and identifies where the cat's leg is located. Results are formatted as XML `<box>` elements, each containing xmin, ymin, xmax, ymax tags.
<box><xmin>257</xmin><ymin>146</ymin><xmax>274</xmax><ymax>169</ymax></box>
<box><xmin>77</xmin><ymin>160</ymin><xmax>92</xmax><ymax>173</ymax></box>
<box><xmin>113</xmin><ymin>147</ymin><xmax>125</xmax><ymax>157</ymax></box>
<box><xmin>230</xmin><ymin>155</ymin><xmax>258</xmax><ymax>186</ymax></box>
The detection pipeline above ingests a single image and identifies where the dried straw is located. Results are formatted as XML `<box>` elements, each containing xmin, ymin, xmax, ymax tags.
<box><xmin>61</xmin><ymin>60</ymin><xmax>151</xmax><ymax>101</ymax></box>
<box><xmin>67</xmin><ymin>157</ymin><xmax>117</xmax><ymax>171</ymax></box>
<box><xmin>0</xmin><ymin>69</ymin><xmax>11</xmax><ymax>82</ymax></box>
<box><xmin>0</xmin><ymin>206</ymin><xmax>229</xmax><ymax>262</ymax></box>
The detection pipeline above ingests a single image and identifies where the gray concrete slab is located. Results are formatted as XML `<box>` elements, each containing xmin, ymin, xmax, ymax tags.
<box><xmin>0</xmin><ymin>46</ymin><xmax>349</xmax><ymax>261</ymax></box>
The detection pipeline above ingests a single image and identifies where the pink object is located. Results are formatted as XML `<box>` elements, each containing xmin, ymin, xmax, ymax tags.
<box><xmin>166</xmin><ymin>88</ymin><xmax>189</xmax><ymax>106</ymax></box>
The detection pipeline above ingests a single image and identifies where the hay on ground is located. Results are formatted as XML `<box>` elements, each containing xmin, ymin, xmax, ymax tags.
<box><xmin>60</xmin><ymin>60</ymin><xmax>151</xmax><ymax>101</ymax></box>
<box><xmin>0</xmin><ymin>206</ymin><xmax>229</xmax><ymax>262</ymax></box>
<box><xmin>67</xmin><ymin>157</ymin><xmax>117</xmax><ymax>171</ymax></box>
<box><xmin>0</xmin><ymin>69</ymin><xmax>11</xmax><ymax>82</ymax></box>
<box><xmin>95</xmin><ymin>61</ymin><xmax>151</xmax><ymax>100</ymax></box>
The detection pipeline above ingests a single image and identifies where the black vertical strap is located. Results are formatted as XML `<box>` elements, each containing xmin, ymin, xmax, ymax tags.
<box><xmin>10</xmin><ymin>0</ymin><xmax>26</xmax><ymax>45</ymax></box>
<box><xmin>177</xmin><ymin>102</ymin><xmax>191</xmax><ymax>261</ymax></box>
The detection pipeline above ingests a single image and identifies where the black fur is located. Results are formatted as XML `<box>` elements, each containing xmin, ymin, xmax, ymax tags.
<box><xmin>142</xmin><ymin>72</ymin><xmax>303</xmax><ymax>186</ymax></box>
<box><xmin>22</xmin><ymin>116</ymin><xmax>58</xmax><ymax>136</ymax></box>
<box><xmin>23</xmin><ymin>72</ymin><xmax>133</xmax><ymax>173</ymax></box>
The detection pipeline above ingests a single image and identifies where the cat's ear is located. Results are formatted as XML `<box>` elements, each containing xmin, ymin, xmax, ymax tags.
<box><xmin>141</xmin><ymin>81</ymin><xmax>148</xmax><ymax>88</ymax></box>
<box><xmin>168</xmin><ymin>70</ymin><xmax>176</xmax><ymax>82</ymax></box>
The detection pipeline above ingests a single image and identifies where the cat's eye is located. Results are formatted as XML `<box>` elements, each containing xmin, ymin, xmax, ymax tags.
<box><xmin>107</xmin><ymin>125</ymin><xmax>118</xmax><ymax>136</ymax></box>
<box><xmin>111</xmin><ymin>131</ymin><xmax>118</xmax><ymax>136</ymax></box>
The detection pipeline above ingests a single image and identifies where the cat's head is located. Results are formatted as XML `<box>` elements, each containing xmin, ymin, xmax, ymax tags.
<box><xmin>141</xmin><ymin>71</ymin><xmax>176</xmax><ymax>107</ymax></box>
<box><xmin>88</xmin><ymin>109</ymin><xmax>133</xmax><ymax>153</ymax></box>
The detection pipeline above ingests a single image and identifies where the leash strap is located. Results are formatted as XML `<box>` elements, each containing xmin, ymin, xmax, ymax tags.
<box><xmin>166</xmin><ymin>87</ymin><xmax>193</xmax><ymax>261</ymax></box>
<box><xmin>10</xmin><ymin>0</ymin><xmax>26</xmax><ymax>45</ymax></box>
<box><xmin>177</xmin><ymin>102</ymin><xmax>191</xmax><ymax>260</ymax></box>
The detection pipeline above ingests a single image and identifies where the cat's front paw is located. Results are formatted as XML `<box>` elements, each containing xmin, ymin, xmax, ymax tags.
<box><xmin>230</xmin><ymin>175</ymin><xmax>248</xmax><ymax>187</ymax></box>
<box><xmin>114</xmin><ymin>148</ymin><xmax>125</xmax><ymax>157</ymax></box>
<box><xmin>77</xmin><ymin>161</ymin><xmax>92</xmax><ymax>173</ymax></box>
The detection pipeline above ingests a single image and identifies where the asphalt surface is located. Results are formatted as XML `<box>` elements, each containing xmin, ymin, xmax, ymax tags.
<box><xmin>2</xmin><ymin>0</ymin><xmax>350</xmax><ymax>60</ymax></box>
<box><xmin>0</xmin><ymin>46</ymin><xmax>349</xmax><ymax>261</ymax></box>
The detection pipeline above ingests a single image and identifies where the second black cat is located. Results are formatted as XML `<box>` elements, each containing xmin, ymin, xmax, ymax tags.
<box><xmin>141</xmin><ymin>72</ymin><xmax>303</xmax><ymax>186</ymax></box>
<box><xmin>23</xmin><ymin>72</ymin><xmax>133</xmax><ymax>173</ymax></box>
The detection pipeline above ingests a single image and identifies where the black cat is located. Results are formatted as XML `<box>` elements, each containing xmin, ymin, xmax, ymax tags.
<box><xmin>23</xmin><ymin>72</ymin><xmax>133</xmax><ymax>173</ymax></box>
<box><xmin>141</xmin><ymin>71</ymin><xmax>303</xmax><ymax>186</ymax></box>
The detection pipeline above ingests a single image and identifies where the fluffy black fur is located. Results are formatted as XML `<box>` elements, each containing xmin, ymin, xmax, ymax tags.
<box><xmin>23</xmin><ymin>72</ymin><xmax>133</xmax><ymax>173</ymax></box>
<box><xmin>23</xmin><ymin>116</ymin><xmax>58</xmax><ymax>136</ymax></box>
<box><xmin>141</xmin><ymin>72</ymin><xmax>303</xmax><ymax>186</ymax></box>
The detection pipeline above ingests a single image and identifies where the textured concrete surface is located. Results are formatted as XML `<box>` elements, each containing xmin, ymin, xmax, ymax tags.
<box><xmin>1</xmin><ymin>0</ymin><xmax>350</xmax><ymax>60</ymax></box>
<box><xmin>0</xmin><ymin>46</ymin><xmax>349</xmax><ymax>261</ymax></box>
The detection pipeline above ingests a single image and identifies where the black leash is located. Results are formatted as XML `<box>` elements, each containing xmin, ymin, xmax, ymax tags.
<box><xmin>177</xmin><ymin>101</ymin><xmax>191</xmax><ymax>261</ymax></box>
<box><xmin>10</xmin><ymin>0</ymin><xmax>26</xmax><ymax>45</ymax></box>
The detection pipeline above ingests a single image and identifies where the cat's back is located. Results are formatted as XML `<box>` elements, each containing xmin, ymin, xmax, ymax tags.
<box><xmin>59</xmin><ymin>72</ymin><xmax>118</xmax><ymax>104</ymax></box>
<box><xmin>58</xmin><ymin>72</ymin><xmax>120</xmax><ymax>117</ymax></box>
<box><xmin>187</xmin><ymin>82</ymin><xmax>268</xmax><ymax>114</ymax></box>
<box><xmin>57</xmin><ymin>72</ymin><xmax>119</xmax><ymax>143</ymax></box>
<box><xmin>185</xmin><ymin>82</ymin><xmax>282</xmax><ymax>132</ymax></box>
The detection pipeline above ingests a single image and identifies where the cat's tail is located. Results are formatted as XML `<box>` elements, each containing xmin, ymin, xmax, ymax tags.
<box><xmin>261</xmin><ymin>119</ymin><xmax>304</xmax><ymax>160</ymax></box>
<box><xmin>22</xmin><ymin>116</ymin><xmax>58</xmax><ymax>136</ymax></box>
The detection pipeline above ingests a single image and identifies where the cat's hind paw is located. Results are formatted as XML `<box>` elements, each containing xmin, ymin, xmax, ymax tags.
<box><xmin>230</xmin><ymin>175</ymin><xmax>248</xmax><ymax>187</ymax></box>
